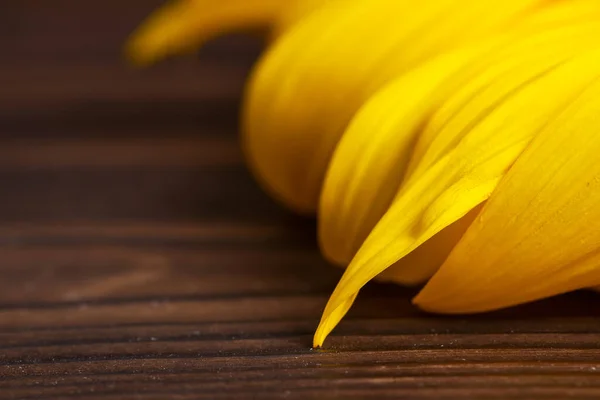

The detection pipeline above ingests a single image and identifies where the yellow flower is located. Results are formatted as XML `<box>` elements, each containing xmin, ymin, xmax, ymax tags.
<box><xmin>125</xmin><ymin>0</ymin><xmax>600</xmax><ymax>348</ymax></box>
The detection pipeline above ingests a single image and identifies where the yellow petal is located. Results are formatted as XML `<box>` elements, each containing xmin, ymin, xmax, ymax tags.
<box><xmin>319</xmin><ymin>20</ymin><xmax>600</xmax><ymax>267</ymax></box>
<box><xmin>243</xmin><ymin>0</ymin><xmax>548</xmax><ymax>213</ymax></box>
<box><xmin>270</xmin><ymin>0</ymin><xmax>335</xmax><ymax>37</ymax></box>
<box><xmin>406</xmin><ymin>21</ymin><xmax>600</xmax><ymax>181</ymax></box>
<box><xmin>518</xmin><ymin>0</ymin><xmax>600</xmax><ymax>29</ymax></box>
<box><xmin>318</xmin><ymin>46</ymin><xmax>490</xmax><ymax>265</ymax></box>
<box><xmin>313</xmin><ymin>47</ymin><xmax>600</xmax><ymax>348</ymax></box>
<box><xmin>375</xmin><ymin>206</ymin><xmax>482</xmax><ymax>285</ymax></box>
<box><xmin>124</xmin><ymin>0</ymin><xmax>320</xmax><ymax>66</ymax></box>
<box><xmin>414</xmin><ymin>74</ymin><xmax>600</xmax><ymax>313</ymax></box>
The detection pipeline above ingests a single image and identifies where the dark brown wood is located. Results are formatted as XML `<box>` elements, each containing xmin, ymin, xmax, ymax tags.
<box><xmin>2</xmin><ymin>1</ymin><xmax>600</xmax><ymax>399</ymax></box>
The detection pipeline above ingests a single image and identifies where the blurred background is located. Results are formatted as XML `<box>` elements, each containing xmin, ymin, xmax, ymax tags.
<box><xmin>0</xmin><ymin>0</ymin><xmax>357</xmax><ymax>311</ymax></box>
<box><xmin>1</xmin><ymin>0</ymin><xmax>287</xmax><ymax>223</ymax></box>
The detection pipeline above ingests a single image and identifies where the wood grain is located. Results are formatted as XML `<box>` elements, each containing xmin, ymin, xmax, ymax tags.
<box><xmin>2</xmin><ymin>1</ymin><xmax>600</xmax><ymax>399</ymax></box>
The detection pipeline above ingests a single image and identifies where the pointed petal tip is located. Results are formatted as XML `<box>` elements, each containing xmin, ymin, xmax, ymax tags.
<box><xmin>122</xmin><ymin>0</ymin><xmax>188</xmax><ymax>67</ymax></box>
<box><xmin>312</xmin><ymin>313</ymin><xmax>334</xmax><ymax>349</ymax></box>
<box><xmin>410</xmin><ymin>279</ymin><xmax>505</xmax><ymax>315</ymax></box>
<box><xmin>313</xmin><ymin>292</ymin><xmax>358</xmax><ymax>349</ymax></box>
<box><xmin>123</xmin><ymin>40</ymin><xmax>158</xmax><ymax>68</ymax></box>
<box><xmin>411</xmin><ymin>291</ymin><xmax>449</xmax><ymax>314</ymax></box>
<box><xmin>411</xmin><ymin>280</ymin><xmax>486</xmax><ymax>315</ymax></box>
<box><xmin>411</xmin><ymin>294</ymin><xmax>469</xmax><ymax>315</ymax></box>
<box><xmin>312</xmin><ymin>335</ymin><xmax>324</xmax><ymax>349</ymax></box>
<box><xmin>411</xmin><ymin>280</ymin><xmax>527</xmax><ymax>315</ymax></box>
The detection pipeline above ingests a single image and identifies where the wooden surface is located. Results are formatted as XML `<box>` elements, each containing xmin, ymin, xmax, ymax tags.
<box><xmin>3</xmin><ymin>1</ymin><xmax>600</xmax><ymax>399</ymax></box>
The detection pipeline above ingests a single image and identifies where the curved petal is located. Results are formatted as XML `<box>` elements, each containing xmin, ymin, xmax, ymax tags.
<box><xmin>318</xmin><ymin>21</ymin><xmax>600</xmax><ymax>265</ymax></box>
<box><xmin>313</xmin><ymin>48</ymin><xmax>600</xmax><ymax>348</ymax></box>
<box><xmin>414</xmin><ymin>75</ymin><xmax>600</xmax><ymax>313</ymax></box>
<box><xmin>318</xmin><ymin>47</ymin><xmax>488</xmax><ymax>265</ymax></box>
<box><xmin>376</xmin><ymin>206</ymin><xmax>481</xmax><ymax>285</ymax></box>
<box><xmin>243</xmin><ymin>0</ymin><xmax>547</xmax><ymax>213</ymax></box>
<box><xmin>124</xmin><ymin>0</ymin><xmax>317</xmax><ymax>66</ymax></box>
<box><xmin>406</xmin><ymin>21</ymin><xmax>600</xmax><ymax>181</ymax></box>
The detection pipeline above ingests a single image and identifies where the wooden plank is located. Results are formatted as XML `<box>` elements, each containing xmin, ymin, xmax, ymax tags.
<box><xmin>0</xmin><ymin>138</ymin><xmax>242</xmax><ymax>168</ymax></box>
<box><xmin>0</xmin><ymin>167</ymin><xmax>288</xmax><ymax>221</ymax></box>
<box><xmin>0</xmin><ymin>98</ymin><xmax>242</xmax><ymax>139</ymax></box>
<box><xmin>0</xmin><ymin>243</ymin><xmax>336</xmax><ymax>304</ymax></box>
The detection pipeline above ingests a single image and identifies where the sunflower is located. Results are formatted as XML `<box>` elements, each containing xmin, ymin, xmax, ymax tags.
<box><xmin>125</xmin><ymin>0</ymin><xmax>600</xmax><ymax>348</ymax></box>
